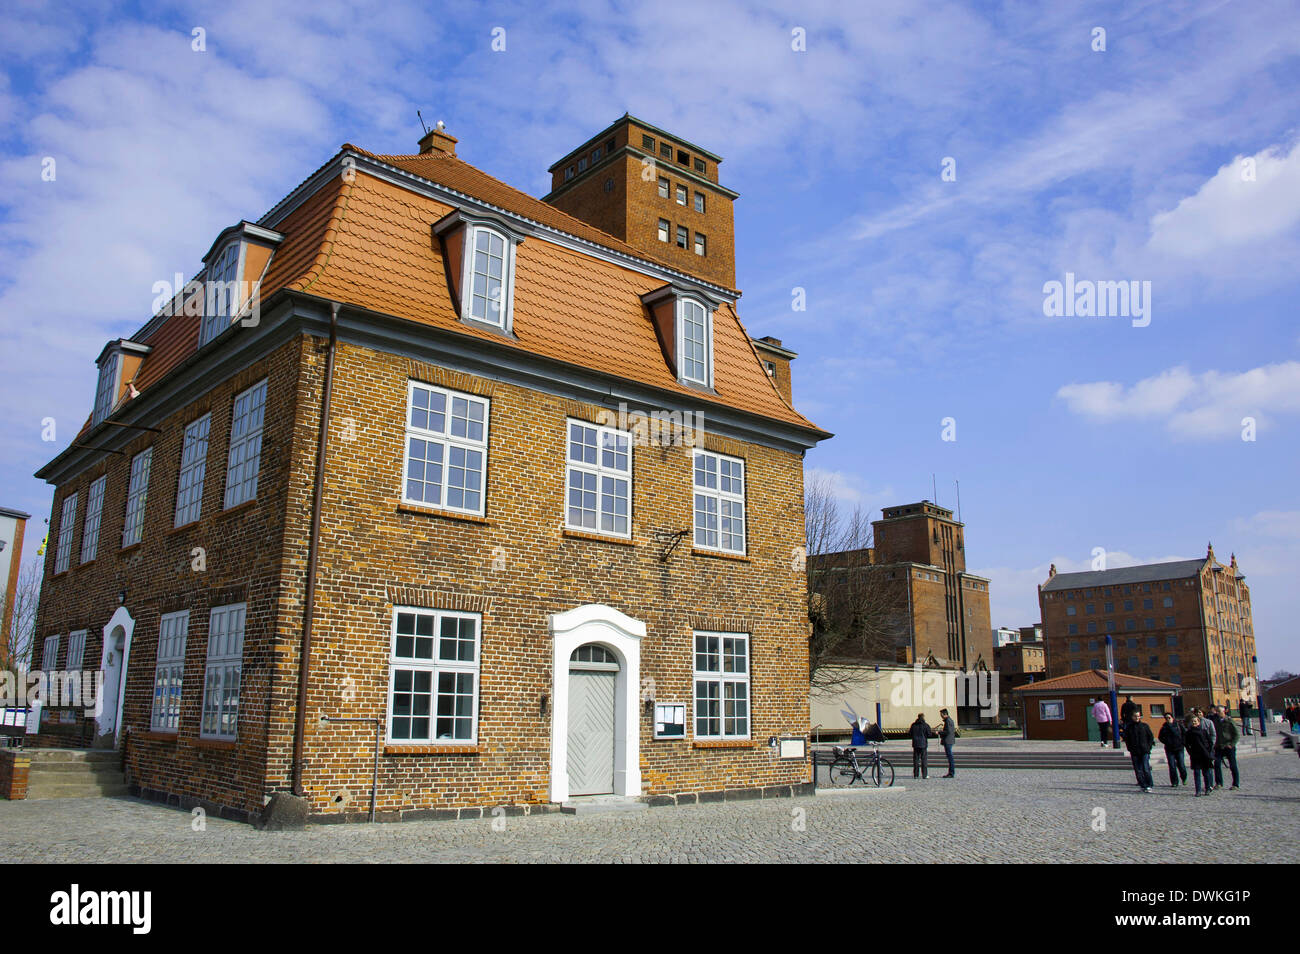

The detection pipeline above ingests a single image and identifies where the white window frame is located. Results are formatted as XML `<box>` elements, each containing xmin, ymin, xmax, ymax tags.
<box><xmin>55</xmin><ymin>492</ymin><xmax>77</xmax><ymax>573</ymax></box>
<box><xmin>151</xmin><ymin>610</ymin><xmax>189</xmax><ymax>732</ymax></box>
<box><xmin>224</xmin><ymin>379</ymin><xmax>267</xmax><ymax>509</ymax></box>
<box><xmin>122</xmin><ymin>447</ymin><xmax>153</xmax><ymax>548</ymax></box>
<box><xmin>693</xmin><ymin>631</ymin><xmax>750</xmax><ymax>740</ymax></box>
<box><xmin>657</xmin><ymin>218</ymin><xmax>670</xmax><ymax>242</ymax></box>
<box><xmin>200</xmin><ymin>603</ymin><xmax>245</xmax><ymax>741</ymax></box>
<box><xmin>386</xmin><ymin>607</ymin><xmax>481</xmax><ymax>744</ymax></box>
<box><xmin>66</xmin><ymin>630</ymin><xmax>87</xmax><ymax>671</ymax></box>
<box><xmin>693</xmin><ymin>449</ymin><xmax>746</xmax><ymax>555</ymax></box>
<box><xmin>460</xmin><ymin>224</ymin><xmax>517</xmax><ymax>332</ymax></box>
<box><xmin>675</xmin><ymin>297</ymin><xmax>713</xmax><ymax>387</ymax></box>
<box><xmin>174</xmin><ymin>413</ymin><xmax>212</xmax><ymax>526</ymax></box>
<box><xmin>92</xmin><ymin>351</ymin><xmax>120</xmax><ymax>426</ymax></box>
<box><xmin>42</xmin><ymin>634</ymin><xmax>60</xmax><ymax>670</ymax></box>
<box><xmin>694</xmin><ymin>232</ymin><xmax>706</xmax><ymax>256</ymax></box>
<box><xmin>675</xmin><ymin>183</ymin><xmax>687</xmax><ymax>206</ymax></box>
<box><xmin>199</xmin><ymin>241</ymin><xmax>242</xmax><ymax>347</ymax></box>
<box><xmin>402</xmin><ymin>381</ymin><xmax>490</xmax><ymax>516</ymax></box>
<box><xmin>80</xmin><ymin>474</ymin><xmax>106</xmax><ymax>564</ymax></box>
<box><xmin>564</xmin><ymin>418</ymin><xmax>633</xmax><ymax>539</ymax></box>
<box><xmin>657</xmin><ymin>177</ymin><xmax>669</xmax><ymax>198</ymax></box>
<box><xmin>675</xmin><ymin>225</ymin><xmax>688</xmax><ymax>249</ymax></box>
<box><xmin>694</xmin><ymin>191</ymin><xmax>705</xmax><ymax>213</ymax></box>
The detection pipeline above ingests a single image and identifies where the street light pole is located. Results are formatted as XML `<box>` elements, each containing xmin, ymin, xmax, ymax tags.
<box><xmin>1253</xmin><ymin>655</ymin><xmax>1266</xmax><ymax>738</ymax></box>
<box><xmin>1105</xmin><ymin>635</ymin><xmax>1119</xmax><ymax>750</ymax></box>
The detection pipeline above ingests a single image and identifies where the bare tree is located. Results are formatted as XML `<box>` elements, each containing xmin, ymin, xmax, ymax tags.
<box><xmin>804</xmin><ymin>473</ymin><xmax>907</xmax><ymax>692</ymax></box>
<box><xmin>1267</xmin><ymin>670</ymin><xmax>1297</xmax><ymax>683</ymax></box>
<box><xmin>1</xmin><ymin>558</ymin><xmax>43</xmax><ymax>673</ymax></box>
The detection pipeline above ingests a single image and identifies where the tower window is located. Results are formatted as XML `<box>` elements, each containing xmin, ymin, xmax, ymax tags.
<box><xmin>605</xmin><ymin>138</ymin><xmax>615</xmax><ymax>153</ymax></box>
<box><xmin>577</xmin><ymin>157</ymin><xmax>587</xmax><ymax>172</ymax></box>
<box><xmin>660</xmin><ymin>142</ymin><xmax>671</xmax><ymax>158</ymax></box>
<box><xmin>658</xmin><ymin>219</ymin><xmax>670</xmax><ymax>242</ymax></box>
<box><xmin>694</xmin><ymin>157</ymin><xmax>706</xmax><ymax>174</ymax></box>
<box><xmin>642</xmin><ymin>134</ymin><xmax>655</xmax><ymax>150</ymax></box>
<box><xmin>565</xmin><ymin>165</ymin><xmax>575</xmax><ymax>181</ymax></box>
<box><xmin>675</xmin><ymin>184</ymin><xmax>687</xmax><ymax>206</ymax></box>
<box><xmin>694</xmin><ymin>232</ymin><xmax>706</xmax><ymax>256</ymax></box>
<box><xmin>676</xmin><ymin>225</ymin><xmax>688</xmax><ymax>249</ymax></box>
<box><xmin>677</xmin><ymin>150</ymin><xmax>689</xmax><ymax>165</ymax></box>
<box><xmin>658</xmin><ymin>177</ymin><xmax>669</xmax><ymax>198</ymax></box>
<box><xmin>694</xmin><ymin>192</ymin><xmax>705</xmax><ymax>213</ymax></box>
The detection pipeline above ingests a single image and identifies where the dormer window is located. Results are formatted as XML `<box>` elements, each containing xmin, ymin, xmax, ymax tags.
<box><xmin>432</xmin><ymin>211</ymin><xmax>526</xmax><ymax>335</ymax></box>
<box><xmin>640</xmin><ymin>285</ymin><xmax>720</xmax><ymax>389</ymax></box>
<box><xmin>197</xmin><ymin>222</ymin><xmax>284</xmax><ymax>349</ymax></box>
<box><xmin>91</xmin><ymin>339</ymin><xmax>151</xmax><ymax>427</ymax></box>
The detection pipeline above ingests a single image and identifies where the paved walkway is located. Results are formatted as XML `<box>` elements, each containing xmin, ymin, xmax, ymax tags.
<box><xmin>3</xmin><ymin>751</ymin><xmax>1296</xmax><ymax>863</ymax></box>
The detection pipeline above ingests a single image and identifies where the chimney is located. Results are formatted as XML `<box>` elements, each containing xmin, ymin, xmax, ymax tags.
<box><xmin>418</xmin><ymin>122</ymin><xmax>457</xmax><ymax>156</ymax></box>
<box><xmin>751</xmin><ymin>335</ymin><xmax>797</xmax><ymax>404</ymax></box>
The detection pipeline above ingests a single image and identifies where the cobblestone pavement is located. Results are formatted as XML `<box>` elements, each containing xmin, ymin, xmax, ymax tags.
<box><xmin>3</xmin><ymin>754</ymin><xmax>1297</xmax><ymax>864</ymax></box>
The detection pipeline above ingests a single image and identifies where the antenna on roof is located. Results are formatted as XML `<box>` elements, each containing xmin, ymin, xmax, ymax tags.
<box><xmin>955</xmin><ymin>479</ymin><xmax>962</xmax><ymax>523</ymax></box>
<box><xmin>417</xmin><ymin>110</ymin><xmax>430</xmax><ymax>136</ymax></box>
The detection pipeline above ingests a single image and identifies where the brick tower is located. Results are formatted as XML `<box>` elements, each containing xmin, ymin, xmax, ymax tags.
<box><xmin>542</xmin><ymin>114</ymin><xmax>738</xmax><ymax>289</ymax></box>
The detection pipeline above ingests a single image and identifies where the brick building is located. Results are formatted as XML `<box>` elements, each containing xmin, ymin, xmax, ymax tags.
<box><xmin>1038</xmin><ymin>545</ymin><xmax>1258</xmax><ymax>713</ymax></box>
<box><xmin>27</xmin><ymin>117</ymin><xmax>829</xmax><ymax>821</ymax></box>
<box><xmin>1014</xmin><ymin>670</ymin><xmax>1179</xmax><ymax>742</ymax></box>
<box><xmin>809</xmin><ymin>500</ymin><xmax>993</xmax><ymax>724</ymax></box>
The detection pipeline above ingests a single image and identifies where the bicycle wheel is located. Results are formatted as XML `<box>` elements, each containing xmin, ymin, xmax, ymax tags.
<box><xmin>872</xmin><ymin>757</ymin><xmax>895</xmax><ymax>787</ymax></box>
<box><xmin>827</xmin><ymin>757</ymin><xmax>857</xmax><ymax>787</ymax></box>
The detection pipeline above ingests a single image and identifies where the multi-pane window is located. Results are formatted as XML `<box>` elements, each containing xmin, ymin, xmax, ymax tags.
<box><xmin>403</xmin><ymin>382</ymin><xmax>489</xmax><ymax>515</ymax></box>
<box><xmin>565</xmin><ymin>420</ymin><xmax>631</xmax><ymax>537</ymax></box>
<box><xmin>675</xmin><ymin>183</ymin><xmax>687</xmax><ymax>205</ymax></box>
<box><xmin>676</xmin><ymin>225</ymin><xmax>688</xmax><ymax>248</ymax></box>
<box><xmin>694</xmin><ymin>157</ymin><xmax>706</xmax><ymax>173</ymax></box>
<box><xmin>387</xmin><ymin>608</ymin><xmax>480</xmax><ymax>743</ymax></box>
<box><xmin>693</xmin><ymin>450</ymin><xmax>745</xmax><ymax>554</ymax></box>
<box><xmin>92</xmin><ymin>352</ymin><xmax>119</xmax><ymax>426</ymax></box>
<box><xmin>465</xmin><ymin>226</ymin><xmax>509</xmax><ymax>327</ymax></box>
<box><xmin>66</xmin><ymin>630</ymin><xmax>87</xmax><ymax>671</ymax></box>
<box><xmin>224</xmin><ymin>379</ymin><xmax>267</xmax><ymax>508</ymax></box>
<box><xmin>694</xmin><ymin>632</ymin><xmax>749</xmax><ymax>739</ymax></box>
<box><xmin>642</xmin><ymin>134</ymin><xmax>655</xmax><ymax>150</ymax></box>
<box><xmin>80</xmin><ymin>475</ymin><xmax>106</xmax><ymax>564</ymax></box>
<box><xmin>199</xmin><ymin>242</ymin><xmax>240</xmax><ymax>347</ymax></box>
<box><xmin>658</xmin><ymin>177</ymin><xmax>669</xmax><ymax>198</ymax></box>
<box><xmin>122</xmin><ymin>448</ymin><xmax>152</xmax><ymax>548</ymax></box>
<box><xmin>42</xmin><ymin>635</ymin><xmax>59</xmax><ymax>670</ymax></box>
<box><xmin>174</xmin><ymin>413</ymin><xmax>212</xmax><ymax>527</ymax></box>
<box><xmin>55</xmin><ymin>492</ymin><xmax>77</xmax><ymax>573</ymax></box>
<box><xmin>200</xmin><ymin>603</ymin><xmax>245</xmax><ymax>741</ymax></box>
<box><xmin>694</xmin><ymin>232</ymin><xmax>706</xmax><ymax>256</ymax></box>
<box><xmin>694</xmin><ymin>192</ymin><xmax>705</xmax><ymax>213</ymax></box>
<box><xmin>658</xmin><ymin>219</ymin><xmax>670</xmax><ymax>242</ymax></box>
<box><xmin>660</xmin><ymin>142</ymin><xmax>672</xmax><ymax>158</ymax></box>
<box><xmin>678</xmin><ymin>298</ymin><xmax>711</xmax><ymax>386</ymax></box>
<box><xmin>151</xmin><ymin>610</ymin><xmax>189</xmax><ymax>732</ymax></box>
<box><xmin>1066</xmin><ymin>605</ymin><xmax>1076</xmax><ymax>616</ymax></box>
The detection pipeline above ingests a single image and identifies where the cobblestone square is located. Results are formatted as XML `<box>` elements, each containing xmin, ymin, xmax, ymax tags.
<box><xmin>3</xmin><ymin>751</ymin><xmax>1296</xmax><ymax>864</ymax></box>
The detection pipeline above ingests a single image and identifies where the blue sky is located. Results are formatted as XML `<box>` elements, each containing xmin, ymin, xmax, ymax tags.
<box><xmin>1</xmin><ymin>0</ymin><xmax>1297</xmax><ymax>672</ymax></box>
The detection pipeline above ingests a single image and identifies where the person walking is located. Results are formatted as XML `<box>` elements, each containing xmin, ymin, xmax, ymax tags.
<box><xmin>1214</xmin><ymin>707</ymin><xmax>1241</xmax><ymax>789</ymax></box>
<box><xmin>1124</xmin><ymin>711</ymin><xmax>1156</xmax><ymax>792</ymax></box>
<box><xmin>1207</xmin><ymin>706</ymin><xmax>1225</xmax><ymax>788</ymax></box>
<box><xmin>1093</xmin><ymin>697</ymin><xmax>1113</xmax><ymax>747</ymax></box>
<box><xmin>1185</xmin><ymin>715</ymin><xmax>1215</xmax><ymax>796</ymax></box>
<box><xmin>909</xmin><ymin>713</ymin><xmax>932</xmax><ymax>779</ymax></box>
<box><xmin>1157</xmin><ymin>713</ymin><xmax>1188</xmax><ymax>787</ymax></box>
<box><xmin>938</xmin><ymin>708</ymin><xmax>957</xmax><ymax>778</ymax></box>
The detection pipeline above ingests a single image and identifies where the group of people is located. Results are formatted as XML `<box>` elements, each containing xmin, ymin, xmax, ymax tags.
<box><xmin>1284</xmin><ymin>704</ymin><xmax>1300</xmax><ymax>732</ymax></box>
<box><xmin>907</xmin><ymin>709</ymin><xmax>957</xmax><ymax>779</ymax></box>
<box><xmin>1103</xmin><ymin>695</ymin><xmax>1241</xmax><ymax>796</ymax></box>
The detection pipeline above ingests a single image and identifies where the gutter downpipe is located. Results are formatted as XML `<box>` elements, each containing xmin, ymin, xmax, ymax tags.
<box><xmin>292</xmin><ymin>301</ymin><xmax>339</xmax><ymax>797</ymax></box>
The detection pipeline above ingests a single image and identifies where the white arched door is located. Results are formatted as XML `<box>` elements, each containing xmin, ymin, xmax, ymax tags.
<box><xmin>97</xmin><ymin>605</ymin><xmax>136</xmax><ymax>748</ymax></box>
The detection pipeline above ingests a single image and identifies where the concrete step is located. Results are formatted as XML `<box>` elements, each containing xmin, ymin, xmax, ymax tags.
<box><xmin>31</xmin><ymin>762</ymin><xmax>125</xmax><ymax>778</ymax></box>
<box><xmin>25</xmin><ymin>780</ymin><xmax>130</xmax><ymax>799</ymax></box>
<box><xmin>25</xmin><ymin>748</ymin><xmax>119</xmax><ymax>763</ymax></box>
<box><xmin>561</xmin><ymin>796</ymin><xmax>649</xmax><ymax>816</ymax></box>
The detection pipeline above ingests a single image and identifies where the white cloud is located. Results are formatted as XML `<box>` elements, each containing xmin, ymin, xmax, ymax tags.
<box><xmin>1056</xmin><ymin>362</ymin><xmax>1300</xmax><ymax>439</ymax></box>
<box><xmin>1148</xmin><ymin>141</ymin><xmax>1300</xmax><ymax>258</ymax></box>
<box><xmin>804</xmin><ymin>467</ymin><xmax>894</xmax><ymax>511</ymax></box>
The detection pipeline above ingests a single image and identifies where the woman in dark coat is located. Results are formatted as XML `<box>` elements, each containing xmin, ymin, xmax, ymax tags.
<box><xmin>1184</xmin><ymin>716</ymin><xmax>1216</xmax><ymax>796</ymax></box>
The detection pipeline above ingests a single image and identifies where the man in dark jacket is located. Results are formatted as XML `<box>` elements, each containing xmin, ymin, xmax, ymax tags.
<box><xmin>1120</xmin><ymin>695</ymin><xmax>1138</xmax><ymax>724</ymax></box>
<box><xmin>1207</xmin><ymin>705</ymin><xmax>1226</xmax><ymax>788</ymax></box>
<box><xmin>938</xmin><ymin>708</ymin><xmax>957</xmax><ymax>778</ymax></box>
<box><xmin>1185</xmin><ymin>716</ymin><xmax>1215</xmax><ymax>795</ymax></box>
<box><xmin>1214</xmin><ymin>707</ymin><xmax>1240</xmax><ymax>789</ymax></box>
<box><xmin>909</xmin><ymin>713</ymin><xmax>932</xmax><ymax>779</ymax></box>
<box><xmin>1125</xmin><ymin>712</ymin><xmax>1156</xmax><ymax>792</ymax></box>
<box><xmin>1157</xmin><ymin>713</ymin><xmax>1187</xmax><ymax>787</ymax></box>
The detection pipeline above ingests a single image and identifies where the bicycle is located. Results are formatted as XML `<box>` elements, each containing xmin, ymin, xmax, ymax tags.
<box><xmin>827</xmin><ymin>742</ymin><xmax>895</xmax><ymax>787</ymax></box>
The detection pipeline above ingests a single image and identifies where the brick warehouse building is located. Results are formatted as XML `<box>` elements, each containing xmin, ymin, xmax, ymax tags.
<box><xmin>27</xmin><ymin>115</ymin><xmax>830</xmax><ymax>821</ymax></box>
<box><xmin>1038</xmin><ymin>545</ymin><xmax>1258</xmax><ymax>713</ymax></box>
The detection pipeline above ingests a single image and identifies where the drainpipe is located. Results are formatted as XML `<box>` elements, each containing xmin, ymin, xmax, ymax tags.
<box><xmin>292</xmin><ymin>302</ymin><xmax>339</xmax><ymax>796</ymax></box>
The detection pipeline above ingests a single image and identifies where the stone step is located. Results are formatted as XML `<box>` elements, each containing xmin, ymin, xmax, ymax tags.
<box><xmin>25</xmin><ymin>748</ymin><xmax>119</xmax><ymax>763</ymax></box>
<box><xmin>30</xmin><ymin>761</ymin><xmax>125</xmax><ymax>776</ymax></box>
<box><xmin>25</xmin><ymin>780</ymin><xmax>130</xmax><ymax>799</ymax></box>
<box><xmin>561</xmin><ymin>796</ymin><xmax>650</xmax><ymax>816</ymax></box>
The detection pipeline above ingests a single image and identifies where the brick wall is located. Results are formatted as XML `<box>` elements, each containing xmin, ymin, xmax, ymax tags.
<box><xmin>0</xmin><ymin>749</ymin><xmax>30</xmax><ymax>799</ymax></box>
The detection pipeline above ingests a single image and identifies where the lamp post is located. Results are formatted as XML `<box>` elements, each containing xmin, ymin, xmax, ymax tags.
<box><xmin>1105</xmin><ymin>635</ymin><xmax>1119</xmax><ymax>750</ymax></box>
<box><xmin>1253</xmin><ymin>655</ymin><xmax>1266</xmax><ymax>738</ymax></box>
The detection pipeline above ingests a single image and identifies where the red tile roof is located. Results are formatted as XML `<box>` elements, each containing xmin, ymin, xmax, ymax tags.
<box><xmin>93</xmin><ymin>144</ymin><xmax>823</xmax><ymax>440</ymax></box>
<box><xmin>1013</xmin><ymin>670</ymin><xmax>1181</xmax><ymax>693</ymax></box>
